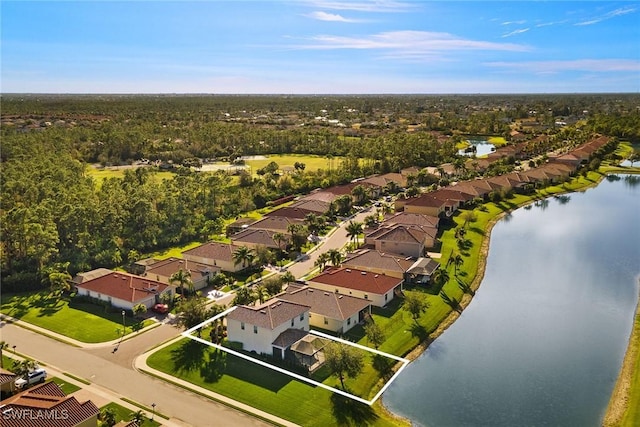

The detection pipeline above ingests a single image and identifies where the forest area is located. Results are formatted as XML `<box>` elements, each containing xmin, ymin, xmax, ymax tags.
<box><xmin>2</xmin><ymin>93</ymin><xmax>639</xmax><ymax>291</ymax></box>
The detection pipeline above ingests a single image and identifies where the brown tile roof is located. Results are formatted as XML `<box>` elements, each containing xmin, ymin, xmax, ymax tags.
<box><xmin>404</xmin><ymin>191</ymin><xmax>462</xmax><ymax>209</ymax></box>
<box><xmin>289</xmin><ymin>199</ymin><xmax>331</xmax><ymax>214</ymax></box>
<box><xmin>367</xmin><ymin>224</ymin><xmax>436</xmax><ymax>244</ymax></box>
<box><xmin>343</xmin><ymin>249</ymin><xmax>415</xmax><ymax>274</ymax></box>
<box><xmin>75</xmin><ymin>272</ymin><xmax>171</xmax><ymax>303</ymax></box>
<box><xmin>227</xmin><ymin>300</ymin><xmax>310</xmax><ymax>330</ymax></box>
<box><xmin>271</xmin><ymin>328</ymin><xmax>308</xmax><ymax>348</ymax></box>
<box><xmin>145</xmin><ymin>258</ymin><xmax>220</xmax><ymax>280</ymax></box>
<box><xmin>309</xmin><ymin>267</ymin><xmax>403</xmax><ymax>295</ymax></box>
<box><xmin>278</xmin><ymin>284</ymin><xmax>371</xmax><ymax>321</ymax></box>
<box><xmin>300</xmin><ymin>191</ymin><xmax>338</xmax><ymax>204</ymax></box>
<box><xmin>383</xmin><ymin>212</ymin><xmax>440</xmax><ymax>228</ymax></box>
<box><xmin>264</xmin><ymin>206</ymin><xmax>318</xmax><ymax>220</ymax></box>
<box><xmin>71</xmin><ymin>268</ymin><xmax>113</xmax><ymax>285</ymax></box>
<box><xmin>230</xmin><ymin>228</ymin><xmax>284</xmax><ymax>249</ymax></box>
<box><xmin>183</xmin><ymin>242</ymin><xmax>240</xmax><ymax>263</ymax></box>
<box><xmin>0</xmin><ymin>381</ymin><xmax>99</xmax><ymax>427</ymax></box>
<box><xmin>247</xmin><ymin>216</ymin><xmax>302</xmax><ymax>232</ymax></box>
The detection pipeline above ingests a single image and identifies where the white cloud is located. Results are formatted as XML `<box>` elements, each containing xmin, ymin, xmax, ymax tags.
<box><xmin>575</xmin><ymin>6</ymin><xmax>636</xmax><ymax>26</ymax></box>
<box><xmin>302</xmin><ymin>0</ymin><xmax>415</xmax><ymax>13</ymax></box>
<box><xmin>305</xmin><ymin>11</ymin><xmax>360</xmax><ymax>22</ymax></box>
<box><xmin>501</xmin><ymin>20</ymin><xmax>526</xmax><ymax>25</ymax></box>
<box><xmin>294</xmin><ymin>30</ymin><xmax>530</xmax><ymax>59</ymax></box>
<box><xmin>502</xmin><ymin>28</ymin><xmax>530</xmax><ymax>38</ymax></box>
<box><xmin>485</xmin><ymin>59</ymin><xmax>640</xmax><ymax>74</ymax></box>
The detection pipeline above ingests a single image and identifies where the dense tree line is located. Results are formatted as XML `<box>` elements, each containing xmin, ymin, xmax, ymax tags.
<box><xmin>1</xmin><ymin>93</ymin><xmax>638</xmax><ymax>290</ymax></box>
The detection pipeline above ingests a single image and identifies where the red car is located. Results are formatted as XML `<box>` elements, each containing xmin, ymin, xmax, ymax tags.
<box><xmin>152</xmin><ymin>303</ymin><xmax>169</xmax><ymax>314</ymax></box>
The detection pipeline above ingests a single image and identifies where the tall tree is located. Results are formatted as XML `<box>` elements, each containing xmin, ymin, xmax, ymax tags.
<box><xmin>404</xmin><ymin>293</ymin><xmax>429</xmax><ymax>324</ymax></box>
<box><xmin>345</xmin><ymin>220</ymin><xmax>364</xmax><ymax>247</ymax></box>
<box><xmin>324</xmin><ymin>342</ymin><xmax>364</xmax><ymax>390</ymax></box>
<box><xmin>327</xmin><ymin>249</ymin><xmax>343</xmax><ymax>267</ymax></box>
<box><xmin>364</xmin><ymin>321</ymin><xmax>385</xmax><ymax>350</ymax></box>
<box><xmin>232</xmin><ymin>246</ymin><xmax>254</xmax><ymax>270</ymax></box>
<box><xmin>170</xmin><ymin>268</ymin><xmax>194</xmax><ymax>298</ymax></box>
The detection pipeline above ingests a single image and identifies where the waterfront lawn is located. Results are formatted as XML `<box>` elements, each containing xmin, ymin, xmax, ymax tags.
<box><xmin>146</xmin><ymin>339</ymin><xmax>399</xmax><ymax>427</ymax></box>
<box><xmin>0</xmin><ymin>291</ymin><xmax>152</xmax><ymax>343</ymax></box>
<box><xmin>620</xmin><ymin>309</ymin><xmax>640</xmax><ymax>426</ymax></box>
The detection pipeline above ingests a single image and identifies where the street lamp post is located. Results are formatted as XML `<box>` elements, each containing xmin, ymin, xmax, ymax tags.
<box><xmin>121</xmin><ymin>310</ymin><xmax>126</xmax><ymax>336</ymax></box>
<box><xmin>12</xmin><ymin>345</ymin><xmax>16</xmax><ymax>355</ymax></box>
<box><xmin>151</xmin><ymin>403</ymin><xmax>156</xmax><ymax>421</ymax></box>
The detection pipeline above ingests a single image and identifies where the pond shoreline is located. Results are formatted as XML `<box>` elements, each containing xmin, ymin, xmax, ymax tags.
<box><xmin>603</xmin><ymin>281</ymin><xmax>640</xmax><ymax>426</ymax></box>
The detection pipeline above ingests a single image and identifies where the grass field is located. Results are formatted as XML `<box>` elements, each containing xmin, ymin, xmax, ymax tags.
<box><xmin>244</xmin><ymin>154</ymin><xmax>334</xmax><ymax>173</ymax></box>
<box><xmin>620</xmin><ymin>307</ymin><xmax>640</xmax><ymax>426</ymax></box>
<box><xmin>86</xmin><ymin>166</ymin><xmax>175</xmax><ymax>185</ymax></box>
<box><xmin>0</xmin><ymin>291</ymin><xmax>153</xmax><ymax>343</ymax></box>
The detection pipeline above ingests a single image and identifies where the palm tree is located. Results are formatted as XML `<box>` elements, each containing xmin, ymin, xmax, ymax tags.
<box><xmin>315</xmin><ymin>252</ymin><xmax>331</xmax><ymax>271</ymax></box>
<box><xmin>431</xmin><ymin>268</ymin><xmax>450</xmax><ymax>288</ymax></box>
<box><xmin>272</xmin><ymin>232</ymin><xmax>286</xmax><ymax>251</ymax></box>
<box><xmin>345</xmin><ymin>220</ymin><xmax>364</xmax><ymax>247</ymax></box>
<box><xmin>364</xmin><ymin>214</ymin><xmax>378</xmax><ymax>229</ymax></box>
<box><xmin>304</xmin><ymin>213</ymin><xmax>321</xmax><ymax>235</ymax></box>
<box><xmin>287</xmin><ymin>223</ymin><xmax>306</xmax><ymax>252</ymax></box>
<box><xmin>129</xmin><ymin>410</ymin><xmax>145</xmax><ymax>425</ymax></box>
<box><xmin>327</xmin><ymin>249</ymin><xmax>343</xmax><ymax>267</ymax></box>
<box><xmin>351</xmin><ymin>184</ymin><xmax>367</xmax><ymax>205</ymax></box>
<box><xmin>452</xmin><ymin>253</ymin><xmax>464</xmax><ymax>276</ymax></box>
<box><xmin>232</xmin><ymin>245</ymin><xmax>254</xmax><ymax>270</ymax></box>
<box><xmin>170</xmin><ymin>268</ymin><xmax>194</xmax><ymax>298</ymax></box>
<box><xmin>0</xmin><ymin>341</ymin><xmax>8</xmax><ymax>369</ymax></box>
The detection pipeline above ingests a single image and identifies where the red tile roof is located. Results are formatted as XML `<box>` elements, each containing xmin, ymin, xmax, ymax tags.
<box><xmin>0</xmin><ymin>381</ymin><xmax>99</xmax><ymax>427</ymax></box>
<box><xmin>308</xmin><ymin>267</ymin><xmax>403</xmax><ymax>295</ymax></box>
<box><xmin>75</xmin><ymin>272</ymin><xmax>170</xmax><ymax>303</ymax></box>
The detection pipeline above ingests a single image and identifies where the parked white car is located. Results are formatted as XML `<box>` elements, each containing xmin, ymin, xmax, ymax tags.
<box><xmin>15</xmin><ymin>368</ymin><xmax>47</xmax><ymax>389</ymax></box>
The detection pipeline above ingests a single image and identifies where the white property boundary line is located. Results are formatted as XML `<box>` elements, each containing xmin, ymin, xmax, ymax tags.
<box><xmin>181</xmin><ymin>306</ymin><xmax>410</xmax><ymax>405</ymax></box>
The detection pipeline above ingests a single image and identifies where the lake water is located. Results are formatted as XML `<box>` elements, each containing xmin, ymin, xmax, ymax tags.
<box><xmin>384</xmin><ymin>175</ymin><xmax>640</xmax><ymax>427</ymax></box>
<box><xmin>458</xmin><ymin>139</ymin><xmax>496</xmax><ymax>157</ymax></box>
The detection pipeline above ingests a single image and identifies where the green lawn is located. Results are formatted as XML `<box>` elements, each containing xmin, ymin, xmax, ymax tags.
<box><xmin>99</xmin><ymin>402</ymin><xmax>161</xmax><ymax>427</ymax></box>
<box><xmin>244</xmin><ymin>154</ymin><xmax>336</xmax><ymax>173</ymax></box>
<box><xmin>1</xmin><ymin>291</ymin><xmax>153</xmax><ymax>343</ymax></box>
<box><xmin>86</xmin><ymin>166</ymin><xmax>175</xmax><ymax>186</ymax></box>
<box><xmin>146</xmin><ymin>339</ymin><xmax>399</xmax><ymax>427</ymax></box>
<box><xmin>51</xmin><ymin>377</ymin><xmax>82</xmax><ymax>394</ymax></box>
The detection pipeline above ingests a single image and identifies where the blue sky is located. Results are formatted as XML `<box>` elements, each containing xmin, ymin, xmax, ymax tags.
<box><xmin>2</xmin><ymin>1</ymin><xmax>639</xmax><ymax>93</ymax></box>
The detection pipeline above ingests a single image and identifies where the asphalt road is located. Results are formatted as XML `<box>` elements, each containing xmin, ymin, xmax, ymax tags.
<box><xmin>0</xmin><ymin>322</ymin><xmax>269</xmax><ymax>427</ymax></box>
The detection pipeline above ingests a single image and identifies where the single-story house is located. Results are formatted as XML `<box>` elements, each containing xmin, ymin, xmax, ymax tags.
<box><xmin>401</xmin><ymin>192</ymin><xmax>460</xmax><ymax>217</ymax></box>
<box><xmin>75</xmin><ymin>271</ymin><xmax>174</xmax><ymax>311</ymax></box>
<box><xmin>182</xmin><ymin>242</ymin><xmax>244</xmax><ymax>273</ymax></box>
<box><xmin>247</xmin><ymin>216</ymin><xmax>303</xmax><ymax>233</ymax></box>
<box><xmin>276</xmin><ymin>283</ymin><xmax>371</xmax><ymax>334</ymax></box>
<box><xmin>405</xmin><ymin>257</ymin><xmax>441</xmax><ymax>284</ymax></box>
<box><xmin>305</xmin><ymin>267</ymin><xmax>404</xmax><ymax>307</ymax></box>
<box><xmin>226</xmin><ymin>300</ymin><xmax>310</xmax><ymax>356</ymax></box>
<box><xmin>382</xmin><ymin>212</ymin><xmax>440</xmax><ymax>229</ymax></box>
<box><xmin>142</xmin><ymin>257</ymin><xmax>220</xmax><ymax>291</ymax></box>
<box><xmin>0</xmin><ymin>381</ymin><xmax>99</xmax><ymax>427</ymax></box>
<box><xmin>71</xmin><ymin>268</ymin><xmax>113</xmax><ymax>286</ymax></box>
<box><xmin>226</xmin><ymin>217</ymin><xmax>257</xmax><ymax>236</ymax></box>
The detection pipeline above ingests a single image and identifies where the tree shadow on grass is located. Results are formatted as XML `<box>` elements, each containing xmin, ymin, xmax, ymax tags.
<box><xmin>330</xmin><ymin>391</ymin><xmax>378</xmax><ymax>426</ymax></box>
<box><xmin>223</xmin><ymin>353</ymin><xmax>291</xmax><ymax>393</ymax></box>
<box><xmin>456</xmin><ymin>277</ymin><xmax>475</xmax><ymax>296</ymax></box>
<box><xmin>200</xmin><ymin>349</ymin><xmax>225</xmax><ymax>383</ymax></box>
<box><xmin>468</xmin><ymin>226</ymin><xmax>485</xmax><ymax>236</ymax></box>
<box><xmin>409</xmin><ymin>323</ymin><xmax>428</xmax><ymax>341</ymax></box>
<box><xmin>371</xmin><ymin>354</ymin><xmax>394</xmax><ymax>382</ymax></box>
<box><xmin>440</xmin><ymin>291</ymin><xmax>461</xmax><ymax>313</ymax></box>
<box><xmin>171</xmin><ymin>339</ymin><xmax>205</xmax><ymax>374</ymax></box>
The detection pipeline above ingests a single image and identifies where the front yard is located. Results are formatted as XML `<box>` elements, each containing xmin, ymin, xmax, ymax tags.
<box><xmin>0</xmin><ymin>291</ymin><xmax>154</xmax><ymax>343</ymax></box>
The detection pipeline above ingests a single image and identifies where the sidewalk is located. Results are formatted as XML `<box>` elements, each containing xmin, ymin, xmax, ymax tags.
<box><xmin>134</xmin><ymin>336</ymin><xmax>300</xmax><ymax>427</ymax></box>
<box><xmin>0</xmin><ymin>313</ymin><xmax>162</xmax><ymax>349</ymax></box>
